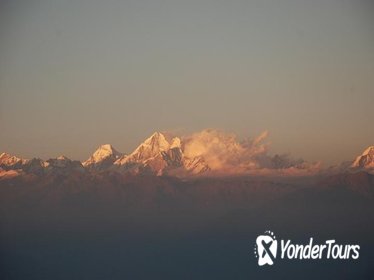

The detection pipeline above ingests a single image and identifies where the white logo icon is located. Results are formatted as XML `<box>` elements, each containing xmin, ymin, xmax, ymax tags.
<box><xmin>254</xmin><ymin>231</ymin><xmax>277</xmax><ymax>266</ymax></box>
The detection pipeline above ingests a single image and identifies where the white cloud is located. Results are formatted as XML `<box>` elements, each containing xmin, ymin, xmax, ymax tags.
<box><xmin>182</xmin><ymin>129</ymin><xmax>320</xmax><ymax>175</ymax></box>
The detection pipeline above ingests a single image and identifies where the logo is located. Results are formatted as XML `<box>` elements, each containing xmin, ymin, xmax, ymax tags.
<box><xmin>254</xmin><ymin>231</ymin><xmax>277</xmax><ymax>266</ymax></box>
<box><xmin>253</xmin><ymin>231</ymin><xmax>360</xmax><ymax>267</ymax></box>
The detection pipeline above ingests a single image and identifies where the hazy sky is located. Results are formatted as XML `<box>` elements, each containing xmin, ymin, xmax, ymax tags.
<box><xmin>0</xmin><ymin>0</ymin><xmax>373</xmax><ymax>165</ymax></box>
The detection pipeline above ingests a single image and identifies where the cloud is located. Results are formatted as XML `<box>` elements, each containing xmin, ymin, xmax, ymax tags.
<box><xmin>182</xmin><ymin>129</ymin><xmax>320</xmax><ymax>175</ymax></box>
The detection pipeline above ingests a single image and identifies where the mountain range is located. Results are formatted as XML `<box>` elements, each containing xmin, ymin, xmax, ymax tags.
<box><xmin>1</xmin><ymin>132</ymin><xmax>373</xmax><ymax>280</ymax></box>
<box><xmin>0</xmin><ymin>131</ymin><xmax>373</xmax><ymax>179</ymax></box>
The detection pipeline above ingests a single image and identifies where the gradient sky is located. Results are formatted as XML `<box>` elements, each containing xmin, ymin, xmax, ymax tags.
<box><xmin>0</xmin><ymin>0</ymin><xmax>373</xmax><ymax>165</ymax></box>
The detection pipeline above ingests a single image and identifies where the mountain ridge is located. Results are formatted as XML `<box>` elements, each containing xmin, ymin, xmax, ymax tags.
<box><xmin>351</xmin><ymin>146</ymin><xmax>374</xmax><ymax>170</ymax></box>
<box><xmin>1</xmin><ymin>131</ymin><xmax>372</xmax><ymax>179</ymax></box>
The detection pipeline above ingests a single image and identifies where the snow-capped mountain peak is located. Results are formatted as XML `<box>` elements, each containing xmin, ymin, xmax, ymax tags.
<box><xmin>142</xmin><ymin>132</ymin><xmax>170</xmax><ymax>151</ymax></box>
<box><xmin>352</xmin><ymin>146</ymin><xmax>374</xmax><ymax>169</ymax></box>
<box><xmin>83</xmin><ymin>144</ymin><xmax>122</xmax><ymax>169</ymax></box>
<box><xmin>170</xmin><ymin>137</ymin><xmax>181</xmax><ymax>149</ymax></box>
<box><xmin>126</xmin><ymin>132</ymin><xmax>170</xmax><ymax>162</ymax></box>
<box><xmin>94</xmin><ymin>144</ymin><xmax>120</xmax><ymax>157</ymax></box>
<box><xmin>45</xmin><ymin>156</ymin><xmax>84</xmax><ymax>172</ymax></box>
<box><xmin>113</xmin><ymin>132</ymin><xmax>186</xmax><ymax>176</ymax></box>
<box><xmin>57</xmin><ymin>155</ymin><xmax>69</xmax><ymax>161</ymax></box>
<box><xmin>48</xmin><ymin>155</ymin><xmax>72</xmax><ymax>167</ymax></box>
<box><xmin>361</xmin><ymin>146</ymin><xmax>374</xmax><ymax>157</ymax></box>
<box><xmin>0</xmin><ymin>152</ymin><xmax>27</xmax><ymax>169</ymax></box>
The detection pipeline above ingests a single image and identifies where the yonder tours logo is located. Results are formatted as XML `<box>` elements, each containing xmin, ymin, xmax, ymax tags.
<box><xmin>254</xmin><ymin>231</ymin><xmax>360</xmax><ymax>266</ymax></box>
